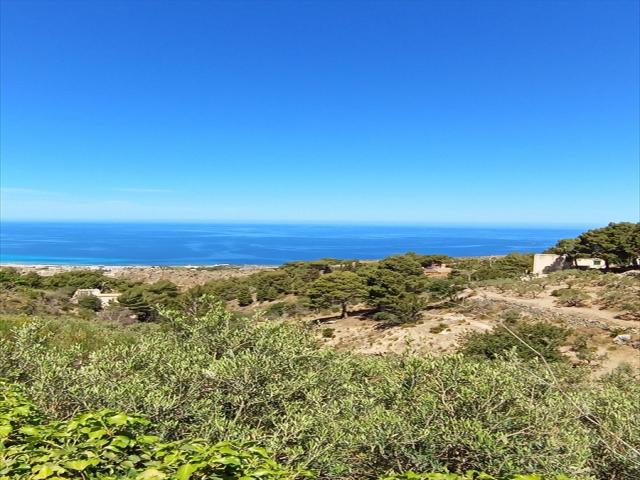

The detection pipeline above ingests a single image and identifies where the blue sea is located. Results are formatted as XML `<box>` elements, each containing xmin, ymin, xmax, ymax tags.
<box><xmin>0</xmin><ymin>222</ymin><xmax>585</xmax><ymax>266</ymax></box>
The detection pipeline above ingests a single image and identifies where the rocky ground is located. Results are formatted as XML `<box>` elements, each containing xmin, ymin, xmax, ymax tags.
<box><xmin>316</xmin><ymin>290</ymin><xmax>640</xmax><ymax>376</ymax></box>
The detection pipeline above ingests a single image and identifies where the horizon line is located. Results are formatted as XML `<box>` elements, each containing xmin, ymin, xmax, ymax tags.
<box><xmin>0</xmin><ymin>218</ymin><xmax>610</xmax><ymax>229</ymax></box>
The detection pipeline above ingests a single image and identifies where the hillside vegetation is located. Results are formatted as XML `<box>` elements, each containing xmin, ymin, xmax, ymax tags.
<box><xmin>2</xmin><ymin>302</ymin><xmax>640</xmax><ymax>479</ymax></box>
<box><xmin>1</xmin><ymin>222</ymin><xmax>639</xmax><ymax>479</ymax></box>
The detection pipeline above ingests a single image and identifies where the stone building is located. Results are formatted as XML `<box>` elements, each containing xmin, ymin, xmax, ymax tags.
<box><xmin>71</xmin><ymin>288</ymin><xmax>120</xmax><ymax>307</ymax></box>
<box><xmin>532</xmin><ymin>254</ymin><xmax>605</xmax><ymax>275</ymax></box>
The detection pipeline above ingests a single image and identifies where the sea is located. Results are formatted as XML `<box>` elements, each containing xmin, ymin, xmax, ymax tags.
<box><xmin>0</xmin><ymin>222</ymin><xmax>586</xmax><ymax>266</ymax></box>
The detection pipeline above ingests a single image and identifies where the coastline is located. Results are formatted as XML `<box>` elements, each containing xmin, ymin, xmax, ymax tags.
<box><xmin>0</xmin><ymin>255</ymin><xmax>509</xmax><ymax>287</ymax></box>
<box><xmin>0</xmin><ymin>263</ymin><xmax>278</xmax><ymax>288</ymax></box>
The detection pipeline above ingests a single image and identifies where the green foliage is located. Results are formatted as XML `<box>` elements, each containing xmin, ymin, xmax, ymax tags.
<box><xmin>460</xmin><ymin>319</ymin><xmax>569</xmax><ymax>362</ymax></box>
<box><xmin>118</xmin><ymin>288</ymin><xmax>156</xmax><ymax>321</ymax></box>
<box><xmin>252</xmin><ymin>271</ymin><xmax>292</xmax><ymax>302</ymax></box>
<box><xmin>450</xmin><ymin>254</ymin><xmax>533</xmax><ymax>282</ymax></box>
<box><xmin>236</xmin><ymin>284</ymin><xmax>254</xmax><ymax>306</ymax></box>
<box><xmin>41</xmin><ymin>270</ymin><xmax>119</xmax><ymax>291</ymax></box>
<box><xmin>0</xmin><ymin>381</ymin><xmax>585</xmax><ymax>480</ymax></box>
<box><xmin>378</xmin><ymin>294</ymin><xmax>428</xmax><ymax>325</ymax></box>
<box><xmin>197</xmin><ymin>278</ymin><xmax>242</xmax><ymax>301</ymax></box>
<box><xmin>596</xmin><ymin>285</ymin><xmax>640</xmax><ymax>320</ymax></box>
<box><xmin>261</xmin><ymin>301</ymin><xmax>308</xmax><ymax>320</ymax></box>
<box><xmin>577</xmin><ymin>222</ymin><xmax>640</xmax><ymax>267</ymax></box>
<box><xmin>413</xmin><ymin>254</ymin><xmax>453</xmax><ymax>268</ymax></box>
<box><xmin>545</xmin><ymin>238</ymin><xmax>581</xmax><ymax>265</ymax></box>
<box><xmin>280</xmin><ymin>261</ymin><xmax>331</xmax><ymax>294</ymax></box>
<box><xmin>144</xmin><ymin>280</ymin><xmax>180</xmax><ymax>307</ymax></box>
<box><xmin>2</xmin><ymin>304</ymin><xmax>639</xmax><ymax>479</ymax></box>
<box><xmin>478</xmin><ymin>278</ymin><xmax>545</xmax><ymax>298</ymax></box>
<box><xmin>570</xmin><ymin>333</ymin><xmax>597</xmax><ymax>363</ymax></box>
<box><xmin>379</xmin><ymin>254</ymin><xmax>425</xmax><ymax>277</ymax></box>
<box><xmin>551</xmin><ymin>288</ymin><xmax>590</xmax><ymax>307</ymax></box>
<box><xmin>307</xmin><ymin>271</ymin><xmax>367</xmax><ymax>317</ymax></box>
<box><xmin>548</xmin><ymin>222</ymin><xmax>640</xmax><ymax>268</ymax></box>
<box><xmin>77</xmin><ymin>294</ymin><xmax>102</xmax><ymax>312</ymax></box>
<box><xmin>362</xmin><ymin>266</ymin><xmax>425</xmax><ymax>305</ymax></box>
<box><xmin>424</xmin><ymin>278</ymin><xmax>465</xmax><ymax>302</ymax></box>
<box><xmin>0</xmin><ymin>314</ymin><xmax>157</xmax><ymax>353</ymax></box>
<box><xmin>321</xmin><ymin>327</ymin><xmax>335</xmax><ymax>338</ymax></box>
<box><xmin>429</xmin><ymin>323</ymin><xmax>448</xmax><ymax>334</ymax></box>
<box><xmin>380</xmin><ymin>474</ymin><xmax>573</xmax><ymax>480</ymax></box>
<box><xmin>0</xmin><ymin>268</ymin><xmax>43</xmax><ymax>289</ymax></box>
<box><xmin>0</xmin><ymin>380</ymin><xmax>298</xmax><ymax>479</ymax></box>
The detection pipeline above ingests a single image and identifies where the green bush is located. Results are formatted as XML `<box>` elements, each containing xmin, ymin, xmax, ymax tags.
<box><xmin>429</xmin><ymin>323</ymin><xmax>448</xmax><ymax>334</ymax></box>
<box><xmin>237</xmin><ymin>285</ymin><xmax>254</xmax><ymax>306</ymax></box>
<box><xmin>551</xmin><ymin>288</ymin><xmax>590</xmax><ymax>307</ymax></box>
<box><xmin>0</xmin><ymin>314</ymin><xmax>155</xmax><ymax>352</ymax></box>
<box><xmin>1</xmin><ymin>302</ymin><xmax>638</xmax><ymax>479</ymax></box>
<box><xmin>0</xmin><ymin>381</ymin><xmax>583</xmax><ymax>480</ymax></box>
<box><xmin>0</xmin><ymin>381</ymin><xmax>298</xmax><ymax>479</ymax></box>
<box><xmin>460</xmin><ymin>320</ymin><xmax>569</xmax><ymax>363</ymax></box>
<box><xmin>321</xmin><ymin>327</ymin><xmax>335</xmax><ymax>338</ymax></box>
<box><xmin>77</xmin><ymin>294</ymin><xmax>102</xmax><ymax>312</ymax></box>
<box><xmin>450</xmin><ymin>254</ymin><xmax>534</xmax><ymax>282</ymax></box>
<box><xmin>381</xmin><ymin>474</ymin><xmax>573</xmax><ymax>480</ymax></box>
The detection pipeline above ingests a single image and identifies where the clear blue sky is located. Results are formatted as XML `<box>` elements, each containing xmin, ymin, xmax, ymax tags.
<box><xmin>1</xmin><ymin>0</ymin><xmax>638</xmax><ymax>225</ymax></box>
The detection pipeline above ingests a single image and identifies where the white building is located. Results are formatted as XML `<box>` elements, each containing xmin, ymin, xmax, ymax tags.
<box><xmin>71</xmin><ymin>288</ymin><xmax>120</xmax><ymax>307</ymax></box>
<box><xmin>532</xmin><ymin>254</ymin><xmax>606</xmax><ymax>275</ymax></box>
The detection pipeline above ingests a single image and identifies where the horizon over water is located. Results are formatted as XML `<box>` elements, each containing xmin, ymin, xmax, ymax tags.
<box><xmin>0</xmin><ymin>222</ymin><xmax>588</xmax><ymax>266</ymax></box>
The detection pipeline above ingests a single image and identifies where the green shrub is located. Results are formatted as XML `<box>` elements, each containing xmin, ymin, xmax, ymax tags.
<box><xmin>0</xmin><ymin>314</ymin><xmax>156</xmax><ymax>353</ymax></box>
<box><xmin>380</xmin><ymin>474</ymin><xmax>573</xmax><ymax>480</ymax></box>
<box><xmin>0</xmin><ymin>381</ymin><xmax>298</xmax><ymax>479</ymax></box>
<box><xmin>429</xmin><ymin>323</ymin><xmax>448</xmax><ymax>334</ymax></box>
<box><xmin>1</xmin><ymin>381</ymin><xmax>585</xmax><ymax>480</ymax></box>
<box><xmin>460</xmin><ymin>320</ymin><xmax>569</xmax><ymax>363</ymax></box>
<box><xmin>551</xmin><ymin>288</ymin><xmax>590</xmax><ymax>307</ymax></box>
<box><xmin>570</xmin><ymin>333</ymin><xmax>597</xmax><ymax>363</ymax></box>
<box><xmin>321</xmin><ymin>327</ymin><xmax>335</xmax><ymax>338</ymax></box>
<box><xmin>77</xmin><ymin>294</ymin><xmax>102</xmax><ymax>312</ymax></box>
<box><xmin>237</xmin><ymin>285</ymin><xmax>254</xmax><ymax>306</ymax></box>
<box><xmin>450</xmin><ymin>254</ymin><xmax>534</xmax><ymax>281</ymax></box>
<box><xmin>1</xmin><ymin>302</ymin><xmax>638</xmax><ymax>479</ymax></box>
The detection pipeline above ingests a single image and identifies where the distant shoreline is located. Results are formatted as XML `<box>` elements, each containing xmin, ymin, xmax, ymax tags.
<box><xmin>0</xmin><ymin>254</ymin><xmax>507</xmax><ymax>270</ymax></box>
<box><xmin>0</xmin><ymin>263</ymin><xmax>277</xmax><ymax>269</ymax></box>
<box><xmin>0</xmin><ymin>256</ymin><xmax>509</xmax><ymax>288</ymax></box>
<box><xmin>0</xmin><ymin>263</ymin><xmax>278</xmax><ymax>288</ymax></box>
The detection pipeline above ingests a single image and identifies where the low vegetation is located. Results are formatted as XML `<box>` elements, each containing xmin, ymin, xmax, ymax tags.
<box><xmin>460</xmin><ymin>315</ymin><xmax>569</xmax><ymax>362</ymax></box>
<box><xmin>0</xmin><ymin>382</ymin><xmax>581</xmax><ymax>480</ymax></box>
<box><xmin>1</xmin><ymin>380</ymin><xmax>296</xmax><ymax>479</ymax></box>
<box><xmin>476</xmin><ymin>268</ymin><xmax>640</xmax><ymax>320</ymax></box>
<box><xmin>1</xmin><ymin>223</ymin><xmax>639</xmax><ymax>478</ymax></box>
<box><xmin>1</xmin><ymin>300</ymin><xmax>639</xmax><ymax>479</ymax></box>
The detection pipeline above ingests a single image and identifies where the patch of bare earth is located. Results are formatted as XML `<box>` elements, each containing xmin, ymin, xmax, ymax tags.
<box><xmin>319</xmin><ymin>310</ymin><xmax>493</xmax><ymax>356</ymax></box>
<box><xmin>316</xmin><ymin>292</ymin><xmax>640</xmax><ymax>376</ymax></box>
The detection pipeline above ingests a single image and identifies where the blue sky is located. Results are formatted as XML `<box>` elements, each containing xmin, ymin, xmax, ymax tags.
<box><xmin>1</xmin><ymin>0</ymin><xmax>638</xmax><ymax>224</ymax></box>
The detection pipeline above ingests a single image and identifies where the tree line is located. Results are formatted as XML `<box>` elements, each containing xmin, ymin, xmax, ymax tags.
<box><xmin>546</xmin><ymin>222</ymin><xmax>640</xmax><ymax>269</ymax></box>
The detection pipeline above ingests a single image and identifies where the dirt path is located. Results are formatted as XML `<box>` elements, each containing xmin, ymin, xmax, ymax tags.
<box><xmin>472</xmin><ymin>290</ymin><xmax>638</xmax><ymax>330</ymax></box>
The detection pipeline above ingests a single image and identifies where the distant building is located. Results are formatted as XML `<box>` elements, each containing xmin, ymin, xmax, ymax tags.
<box><xmin>71</xmin><ymin>288</ymin><xmax>120</xmax><ymax>307</ymax></box>
<box><xmin>532</xmin><ymin>254</ymin><xmax>605</xmax><ymax>275</ymax></box>
<box><xmin>575</xmin><ymin>258</ymin><xmax>606</xmax><ymax>269</ymax></box>
<box><xmin>423</xmin><ymin>264</ymin><xmax>452</xmax><ymax>278</ymax></box>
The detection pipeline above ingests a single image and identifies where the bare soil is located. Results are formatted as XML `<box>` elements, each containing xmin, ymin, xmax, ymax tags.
<box><xmin>316</xmin><ymin>290</ymin><xmax>640</xmax><ymax>376</ymax></box>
